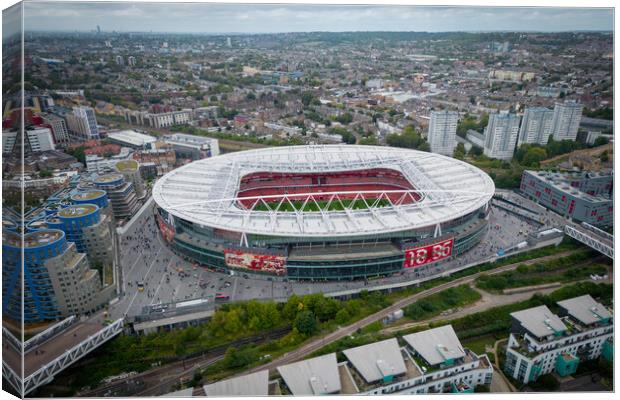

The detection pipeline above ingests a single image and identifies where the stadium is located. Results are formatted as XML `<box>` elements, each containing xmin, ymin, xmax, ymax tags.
<box><xmin>152</xmin><ymin>145</ymin><xmax>495</xmax><ymax>280</ymax></box>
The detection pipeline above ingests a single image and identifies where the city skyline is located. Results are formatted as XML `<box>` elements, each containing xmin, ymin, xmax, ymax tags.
<box><xmin>21</xmin><ymin>3</ymin><xmax>614</xmax><ymax>34</ymax></box>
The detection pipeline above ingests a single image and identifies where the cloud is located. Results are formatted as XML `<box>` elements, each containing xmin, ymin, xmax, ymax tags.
<box><xmin>21</xmin><ymin>3</ymin><xmax>613</xmax><ymax>33</ymax></box>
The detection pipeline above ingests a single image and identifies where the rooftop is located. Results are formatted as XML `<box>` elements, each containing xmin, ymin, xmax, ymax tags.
<box><xmin>342</xmin><ymin>338</ymin><xmax>407</xmax><ymax>384</ymax></box>
<box><xmin>95</xmin><ymin>174</ymin><xmax>123</xmax><ymax>184</ymax></box>
<box><xmin>277</xmin><ymin>353</ymin><xmax>341</xmax><ymax>395</ymax></box>
<box><xmin>511</xmin><ymin>305</ymin><xmax>567</xmax><ymax>340</ymax></box>
<box><xmin>116</xmin><ymin>159</ymin><xmax>139</xmax><ymax>172</ymax></box>
<box><xmin>107</xmin><ymin>129</ymin><xmax>157</xmax><ymax>147</ymax></box>
<box><xmin>403</xmin><ymin>325</ymin><xmax>466</xmax><ymax>367</ymax></box>
<box><xmin>71</xmin><ymin>190</ymin><xmax>106</xmax><ymax>201</ymax></box>
<box><xmin>58</xmin><ymin>204</ymin><xmax>98</xmax><ymax>218</ymax></box>
<box><xmin>3</xmin><ymin>229</ymin><xmax>65</xmax><ymax>248</ymax></box>
<box><xmin>203</xmin><ymin>370</ymin><xmax>269</xmax><ymax>396</ymax></box>
<box><xmin>557</xmin><ymin>295</ymin><xmax>612</xmax><ymax>326</ymax></box>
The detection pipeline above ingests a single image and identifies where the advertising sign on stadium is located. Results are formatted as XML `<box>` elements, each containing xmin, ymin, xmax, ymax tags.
<box><xmin>224</xmin><ymin>249</ymin><xmax>286</xmax><ymax>275</ymax></box>
<box><xmin>403</xmin><ymin>238</ymin><xmax>454</xmax><ymax>268</ymax></box>
<box><xmin>156</xmin><ymin>214</ymin><xmax>175</xmax><ymax>243</ymax></box>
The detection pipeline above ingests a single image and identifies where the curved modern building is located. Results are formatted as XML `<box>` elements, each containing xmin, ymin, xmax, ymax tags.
<box><xmin>153</xmin><ymin>145</ymin><xmax>495</xmax><ymax>280</ymax></box>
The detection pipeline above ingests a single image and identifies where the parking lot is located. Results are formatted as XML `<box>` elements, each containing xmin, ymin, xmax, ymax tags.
<box><xmin>107</xmin><ymin>198</ymin><xmax>543</xmax><ymax>320</ymax></box>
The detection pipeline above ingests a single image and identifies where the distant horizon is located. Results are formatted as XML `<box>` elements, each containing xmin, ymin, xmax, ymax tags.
<box><xmin>23</xmin><ymin>29</ymin><xmax>614</xmax><ymax>34</ymax></box>
<box><xmin>11</xmin><ymin>3</ymin><xmax>613</xmax><ymax>35</ymax></box>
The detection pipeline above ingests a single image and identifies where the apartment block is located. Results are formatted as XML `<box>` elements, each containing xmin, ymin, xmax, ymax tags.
<box><xmin>504</xmin><ymin>295</ymin><xmax>613</xmax><ymax>384</ymax></box>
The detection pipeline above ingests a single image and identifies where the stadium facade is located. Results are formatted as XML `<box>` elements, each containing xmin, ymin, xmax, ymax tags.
<box><xmin>152</xmin><ymin>145</ymin><xmax>495</xmax><ymax>280</ymax></box>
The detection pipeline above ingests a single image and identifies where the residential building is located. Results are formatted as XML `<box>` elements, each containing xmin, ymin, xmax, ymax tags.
<box><xmin>551</xmin><ymin>101</ymin><xmax>583</xmax><ymax>141</ymax></box>
<box><xmin>205</xmin><ymin>325</ymin><xmax>492</xmax><ymax>396</ymax></box>
<box><xmin>116</xmin><ymin>159</ymin><xmax>146</xmax><ymax>199</ymax></box>
<box><xmin>518</xmin><ymin>107</ymin><xmax>554</xmax><ymax>146</ymax></box>
<box><xmin>127</xmin><ymin>56</ymin><xmax>136</xmax><ymax>66</ymax></box>
<box><xmin>483</xmin><ymin>113</ymin><xmax>521</xmax><ymax>160</ymax></box>
<box><xmin>40</xmin><ymin>112</ymin><xmax>71</xmax><ymax>147</ymax></box>
<box><xmin>85</xmin><ymin>147</ymin><xmax>133</xmax><ymax>173</ymax></box>
<box><xmin>124</xmin><ymin>110</ymin><xmax>191</xmax><ymax>129</ymax></box>
<box><xmin>26</xmin><ymin>126</ymin><xmax>55</xmax><ymax>152</ymax></box>
<box><xmin>520</xmin><ymin>170</ymin><xmax>613</xmax><ymax>227</ymax></box>
<box><xmin>504</xmin><ymin>295</ymin><xmax>613</xmax><ymax>384</ymax></box>
<box><xmin>94</xmin><ymin>174</ymin><xmax>140</xmax><ymax>219</ymax></box>
<box><xmin>45</xmin><ymin>203</ymin><xmax>114</xmax><ymax>267</ymax></box>
<box><xmin>2</xmin><ymin>229</ymin><xmax>106</xmax><ymax>322</ymax></box>
<box><xmin>67</xmin><ymin>106</ymin><xmax>99</xmax><ymax>140</ymax></box>
<box><xmin>427</xmin><ymin>110</ymin><xmax>458</xmax><ymax>156</ymax></box>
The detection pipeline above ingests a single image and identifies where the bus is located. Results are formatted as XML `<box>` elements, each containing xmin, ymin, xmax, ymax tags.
<box><xmin>137</xmin><ymin>281</ymin><xmax>145</xmax><ymax>292</ymax></box>
<box><xmin>215</xmin><ymin>294</ymin><xmax>230</xmax><ymax>302</ymax></box>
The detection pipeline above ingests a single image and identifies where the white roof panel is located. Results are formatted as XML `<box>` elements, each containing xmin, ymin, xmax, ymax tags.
<box><xmin>277</xmin><ymin>353</ymin><xmax>340</xmax><ymax>395</ymax></box>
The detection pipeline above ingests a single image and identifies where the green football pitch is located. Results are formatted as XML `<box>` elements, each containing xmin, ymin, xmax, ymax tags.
<box><xmin>251</xmin><ymin>198</ymin><xmax>392</xmax><ymax>212</ymax></box>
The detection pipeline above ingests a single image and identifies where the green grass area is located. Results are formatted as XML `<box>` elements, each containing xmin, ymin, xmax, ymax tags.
<box><xmin>403</xmin><ymin>284</ymin><xmax>481</xmax><ymax>321</ymax></box>
<box><xmin>460</xmin><ymin>334</ymin><xmax>498</xmax><ymax>355</ymax></box>
<box><xmin>475</xmin><ymin>251</ymin><xmax>609</xmax><ymax>293</ymax></box>
<box><xmin>252</xmin><ymin>198</ymin><xmax>392</xmax><ymax>212</ymax></box>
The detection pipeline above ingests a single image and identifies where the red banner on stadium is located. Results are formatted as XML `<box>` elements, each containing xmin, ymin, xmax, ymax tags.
<box><xmin>403</xmin><ymin>238</ymin><xmax>454</xmax><ymax>268</ymax></box>
<box><xmin>224</xmin><ymin>249</ymin><xmax>286</xmax><ymax>275</ymax></box>
<box><xmin>156</xmin><ymin>214</ymin><xmax>175</xmax><ymax>243</ymax></box>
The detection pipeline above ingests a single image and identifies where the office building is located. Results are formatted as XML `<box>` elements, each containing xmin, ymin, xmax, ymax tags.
<box><xmin>40</xmin><ymin>112</ymin><xmax>71</xmax><ymax>147</ymax></box>
<box><xmin>163</xmin><ymin>133</ymin><xmax>220</xmax><ymax>160</ymax></box>
<box><xmin>504</xmin><ymin>295</ymin><xmax>613</xmax><ymax>384</ymax></box>
<box><xmin>2</xmin><ymin>229</ymin><xmax>106</xmax><ymax>322</ymax></box>
<box><xmin>94</xmin><ymin>173</ymin><xmax>140</xmax><ymax>219</ymax></box>
<box><xmin>67</xmin><ymin>106</ymin><xmax>99</xmax><ymax>140</ymax></box>
<box><xmin>85</xmin><ymin>147</ymin><xmax>133</xmax><ymax>174</ymax></box>
<box><xmin>551</xmin><ymin>101</ymin><xmax>583</xmax><ymax>141</ymax></box>
<box><xmin>427</xmin><ymin>110</ymin><xmax>458</xmax><ymax>156</ymax></box>
<box><xmin>518</xmin><ymin>107</ymin><xmax>554</xmax><ymax>146</ymax></box>
<box><xmin>483</xmin><ymin>113</ymin><xmax>521</xmax><ymax>160</ymax></box>
<box><xmin>127</xmin><ymin>56</ymin><xmax>136</xmax><ymax>66</ymax></box>
<box><xmin>115</xmin><ymin>55</ymin><xmax>124</xmax><ymax>65</ymax></box>
<box><xmin>520</xmin><ymin>170</ymin><xmax>613</xmax><ymax>227</ymax></box>
<box><xmin>26</xmin><ymin>126</ymin><xmax>55</xmax><ymax>152</ymax></box>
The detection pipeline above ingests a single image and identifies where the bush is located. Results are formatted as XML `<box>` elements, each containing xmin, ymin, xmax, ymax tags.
<box><xmin>294</xmin><ymin>311</ymin><xmax>318</xmax><ymax>336</ymax></box>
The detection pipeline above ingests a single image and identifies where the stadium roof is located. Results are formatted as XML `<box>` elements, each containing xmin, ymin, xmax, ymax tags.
<box><xmin>277</xmin><ymin>353</ymin><xmax>341</xmax><ymax>395</ymax></box>
<box><xmin>557</xmin><ymin>295</ymin><xmax>612</xmax><ymax>325</ymax></box>
<box><xmin>153</xmin><ymin>145</ymin><xmax>495</xmax><ymax>237</ymax></box>
<box><xmin>342</xmin><ymin>338</ymin><xmax>406</xmax><ymax>383</ymax></box>
<box><xmin>203</xmin><ymin>370</ymin><xmax>268</xmax><ymax>396</ymax></box>
<box><xmin>403</xmin><ymin>325</ymin><xmax>466</xmax><ymax>366</ymax></box>
<box><xmin>511</xmin><ymin>305</ymin><xmax>567</xmax><ymax>339</ymax></box>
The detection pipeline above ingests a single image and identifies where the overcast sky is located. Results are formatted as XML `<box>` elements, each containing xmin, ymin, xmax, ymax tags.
<box><xmin>19</xmin><ymin>2</ymin><xmax>614</xmax><ymax>34</ymax></box>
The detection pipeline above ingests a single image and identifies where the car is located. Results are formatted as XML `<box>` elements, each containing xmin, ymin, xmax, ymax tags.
<box><xmin>243</xmin><ymin>274</ymin><xmax>249</xmax><ymax>279</ymax></box>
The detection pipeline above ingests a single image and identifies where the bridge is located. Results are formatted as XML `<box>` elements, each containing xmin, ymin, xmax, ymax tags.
<box><xmin>2</xmin><ymin>315</ymin><xmax>124</xmax><ymax>396</ymax></box>
<box><xmin>564</xmin><ymin>222</ymin><xmax>614</xmax><ymax>259</ymax></box>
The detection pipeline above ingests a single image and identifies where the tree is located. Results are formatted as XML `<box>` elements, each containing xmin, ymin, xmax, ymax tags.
<box><xmin>600</xmin><ymin>150</ymin><xmax>609</xmax><ymax>162</ymax></box>
<box><xmin>330</xmin><ymin>127</ymin><xmax>355</xmax><ymax>144</ymax></box>
<box><xmin>468</xmin><ymin>146</ymin><xmax>483</xmax><ymax>157</ymax></box>
<box><xmin>453</xmin><ymin>143</ymin><xmax>466</xmax><ymax>159</ymax></box>
<box><xmin>335</xmin><ymin>112</ymin><xmax>353</xmax><ymax>125</ymax></box>
<box><xmin>593</xmin><ymin>136</ymin><xmax>609</xmax><ymax>147</ymax></box>
<box><xmin>335</xmin><ymin>308</ymin><xmax>351</xmax><ymax>325</ymax></box>
<box><xmin>294</xmin><ymin>311</ymin><xmax>318</xmax><ymax>335</ymax></box>
<box><xmin>522</xmin><ymin>147</ymin><xmax>547</xmax><ymax>167</ymax></box>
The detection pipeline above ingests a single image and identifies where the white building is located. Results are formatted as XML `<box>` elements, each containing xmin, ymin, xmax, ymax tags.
<box><xmin>107</xmin><ymin>129</ymin><xmax>157</xmax><ymax>149</ymax></box>
<box><xmin>518</xmin><ymin>107</ymin><xmax>554</xmax><ymax>146</ymax></box>
<box><xmin>125</xmin><ymin>110</ymin><xmax>191</xmax><ymax>129</ymax></box>
<box><xmin>2</xmin><ymin>130</ymin><xmax>17</xmax><ymax>154</ymax></box>
<box><xmin>483</xmin><ymin>112</ymin><xmax>521</xmax><ymax>160</ymax></box>
<box><xmin>551</xmin><ymin>101</ymin><xmax>583</xmax><ymax>141</ymax></box>
<box><xmin>68</xmin><ymin>106</ymin><xmax>99</xmax><ymax>139</ymax></box>
<box><xmin>26</xmin><ymin>126</ymin><xmax>55</xmax><ymax>152</ymax></box>
<box><xmin>427</xmin><ymin>110</ymin><xmax>458</xmax><ymax>156</ymax></box>
<box><xmin>86</xmin><ymin>147</ymin><xmax>133</xmax><ymax>173</ymax></box>
<box><xmin>163</xmin><ymin>133</ymin><xmax>219</xmax><ymax>160</ymax></box>
<box><xmin>504</xmin><ymin>295</ymin><xmax>613</xmax><ymax>384</ymax></box>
